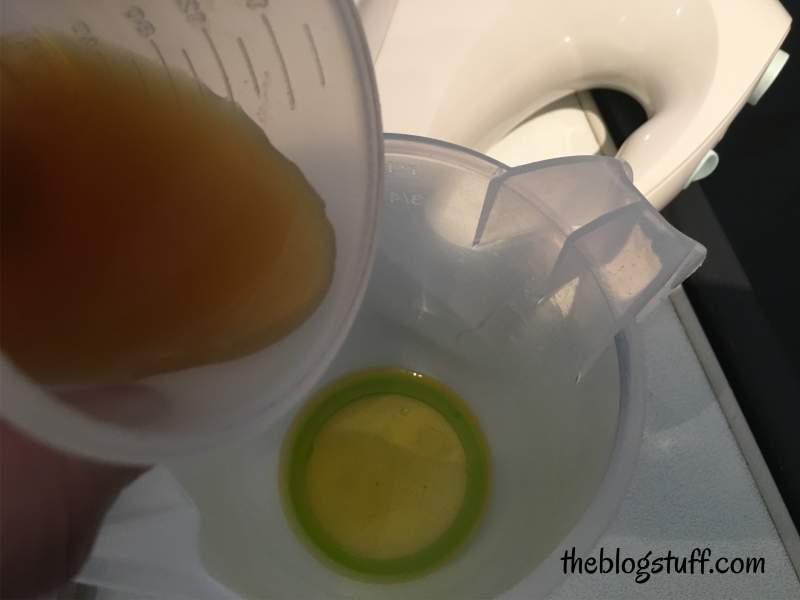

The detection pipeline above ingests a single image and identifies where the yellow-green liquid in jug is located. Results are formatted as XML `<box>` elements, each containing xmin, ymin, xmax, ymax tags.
<box><xmin>0</xmin><ymin>34</ymin><xmax>335</xmax><ymax>383</ymax></box>
<box><xmin>281</xmin><ymin>368</ymin><xmax>491</xmax><ymax>580</ymax></box>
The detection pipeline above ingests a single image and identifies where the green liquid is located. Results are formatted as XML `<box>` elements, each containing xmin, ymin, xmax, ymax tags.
<box><xmin>280</xmin><ymin>367</ymin><xmax>491</xmax><ymax>581</ymax></box>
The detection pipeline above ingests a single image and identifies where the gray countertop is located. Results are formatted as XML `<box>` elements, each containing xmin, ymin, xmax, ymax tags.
<box><xmin>548</xmin><ymin>295</ymin><xmax>799</xmax><ymax>600</ymax></box>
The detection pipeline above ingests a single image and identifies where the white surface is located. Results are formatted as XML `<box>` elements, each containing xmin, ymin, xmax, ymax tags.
<box><xmin>487</xmin><ymin>95</ymin><xmax>609</xmax><ymax>166</ymax></box>
<box><xmin>548</xmin><ymin>299</ymin><xmax>800</xmax><ymax>599</ymax></box>
<box><xmin>376</xmin><ymin>0</ymin><xmax>791</xmax><ymax>208</ymax></box>
<box><xmin>354</xmin><ymin>0</ymin><xmax>399</xmax><ymax>60</ymax></box>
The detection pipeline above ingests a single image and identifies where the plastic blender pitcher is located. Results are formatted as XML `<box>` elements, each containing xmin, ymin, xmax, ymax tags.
<box><xmin>0</xmin><ymin>0</ymin><xmax>382</xmax><ymax>464</ymax></box>
<box><xmin>115</xmin><ymin>135</ymin><xmax>703</xmax><ymax>600</ymax></box>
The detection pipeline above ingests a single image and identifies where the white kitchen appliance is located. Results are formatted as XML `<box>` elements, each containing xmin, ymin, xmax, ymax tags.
<box><xmin>374</xmin><ymin>0</ymin><xmax>791</xmax><ymax>208</ymax></box>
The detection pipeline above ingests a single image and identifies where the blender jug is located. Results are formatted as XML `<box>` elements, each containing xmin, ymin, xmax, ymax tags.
<box><xmin>0</xmin><ymin>0</ymin><xmax>382</xmax><ymax>464</ymax></box>
<box><xmin>84</xmin><ymin>136</ymin><xmax>706</xmax><ymax>600</ymax></box>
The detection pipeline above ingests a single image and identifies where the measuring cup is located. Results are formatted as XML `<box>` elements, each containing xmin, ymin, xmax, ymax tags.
<box><xmin>0</xmin><ymin>0</ymin><xmax>382</xmax><ymax>463</ymax></box>
<box><xmin>129</xmin><ymin>135</ymin><xmax>702</xmax><ymax>599</ymax></box>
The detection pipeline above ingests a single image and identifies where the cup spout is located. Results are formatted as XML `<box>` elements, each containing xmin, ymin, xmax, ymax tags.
<box><xmin>474</xmin><ymin>156</ymin><xmax>706</xmax><ymax>379</ymax></box>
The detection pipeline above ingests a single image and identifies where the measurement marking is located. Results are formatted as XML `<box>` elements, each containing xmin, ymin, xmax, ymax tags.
<box><xmin>261</xmin><ymin>14</ymin><xmax>295</xmax><ymax>109</ymax></box>
<box><xmin>263</xmin><ymin>70</ymin><xmax>271</xmax><ymax>100</ymax></box>
<box><xmin>181</xmin><ymin>48</ymin><xmax>205</xmax><ymax>95</ymax></box>
<box><xmin>149</xmin><ymin>39</ymin><xmax>178</xmax><ymax>100</ymax></box>
<box><xmin>236</xmin><ymin>37</ymin><xmax>260</xmax><ymax>96</ymax></box>
<box><xmin>201</xmin><ymin>27</ymin><xmax>234</xmax><ymax>101</ymax></box>
<box><xmin>303</xmin><ymin>23</ymin><xmax>326</xmax><ymax>87</ymax></box>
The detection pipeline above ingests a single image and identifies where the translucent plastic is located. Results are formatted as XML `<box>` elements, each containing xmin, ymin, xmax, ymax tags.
<box><xmin>474</xmin><ymin>154</ymin><xmax>706</xmax><ymax>379</ymax></box>
<box><xmin>78</xmin><ymin>135</ymin><xmax>705</xmax><ymax>598</ymax></box>
<box><xmin>0</xmin><ymin>0</ymin><xmax>382</xmax><ymax>463</ymax></box>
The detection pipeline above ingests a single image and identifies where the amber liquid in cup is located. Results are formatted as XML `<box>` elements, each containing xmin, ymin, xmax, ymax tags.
<box><xmin>0</xmin><ymin>34</ymin><xmax>335</xmax><ymax>384</ymax></box>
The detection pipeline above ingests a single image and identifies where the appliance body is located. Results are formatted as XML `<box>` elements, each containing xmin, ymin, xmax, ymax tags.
<box><xmin>374</xmin><ymin>0</ymin><xmax>791</xmax><ymax>208</ymax></box>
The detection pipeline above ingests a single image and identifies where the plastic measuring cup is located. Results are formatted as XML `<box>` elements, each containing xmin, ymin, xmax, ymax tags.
<box><xmin>0</xmin><ymin>0</ymin><xmax>382</xmax><ymax>464</ymax></box>
<box><xmin>115</xmin><ymin>135</ymin><xmax>700</xmax><ymax>600</ymax></box>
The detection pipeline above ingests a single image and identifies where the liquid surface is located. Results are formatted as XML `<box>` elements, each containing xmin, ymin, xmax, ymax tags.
<box><xmin>281</xmin><ymin>368</ymin><xmax>490</xmax><ymax>580</ymax></box>
<box><xmin>308</xmin><ymin>394</ymin><xmax>467</xmax><ymax>560</ymax></box>
<box><xmin>0</xmin><ymin>34</ymin><xmax>334</xmax><ymax>383</ymax></box>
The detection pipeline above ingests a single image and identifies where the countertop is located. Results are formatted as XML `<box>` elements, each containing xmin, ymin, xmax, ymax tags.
<box><xmin>547</xmin><ymin>293</ymin><xmax>799</xmax><ymax>599</ymax></box>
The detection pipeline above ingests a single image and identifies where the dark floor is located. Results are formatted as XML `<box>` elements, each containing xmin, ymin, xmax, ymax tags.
<box><xmin>594</xmin><ymin>0</ymin><xmax>800</xmax><ymax>528</ymax></box>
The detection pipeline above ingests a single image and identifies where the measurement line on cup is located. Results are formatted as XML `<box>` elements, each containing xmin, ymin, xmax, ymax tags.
<box><xmin>201</xmin><ymin>27</ymin><xmax>234</xmax><ymax>101</ymax></box>
<box><xmin>236</xmin><ymin>37</ymin><xmax>261</xmax><ymax>96</ymax></box>
<box><xmin>261</xmin><ymin>14</ymin><xmax>295</xmax><ymax>109</ymax></box>
<box><xmin>181</xmin><ymin>48</ymin><xmax>205</xmax><ymax>95</ymax></box>
<box><xmin>149</xmin><ymin>39</ymin><xmax>178</xmax><ymax>100</ymax></box>
<box><xmin>303</xmin><ymin>23</ymin><xmax>326</xmax><ymax>87</ymax></box>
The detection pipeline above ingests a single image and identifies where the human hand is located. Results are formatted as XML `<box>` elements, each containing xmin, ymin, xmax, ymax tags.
<box><xmin>0</xmin><ymin>421</ymin><xmax>144</xmax><ymax>598</ymax></box>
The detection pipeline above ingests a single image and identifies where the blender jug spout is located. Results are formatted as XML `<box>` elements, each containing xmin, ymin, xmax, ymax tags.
<box><xmin>473</xmin><ymin>156</ymin><xmax>706</xmax><ymax>379</ymax></box>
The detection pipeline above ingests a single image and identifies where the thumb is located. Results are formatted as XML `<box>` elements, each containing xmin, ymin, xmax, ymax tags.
<box><xmin>1</xmin><ymin>420</ymin><xmax>145</xmax><ymax>598</ymax></box>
